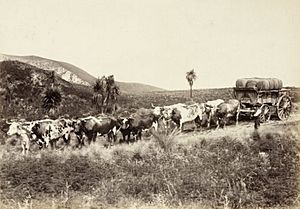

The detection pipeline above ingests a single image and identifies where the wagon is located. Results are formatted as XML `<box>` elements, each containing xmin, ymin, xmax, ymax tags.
<box><xmin>234</xmin><ymin>78</ymin><xmax>292</xmax><ymax>122</ymax></box>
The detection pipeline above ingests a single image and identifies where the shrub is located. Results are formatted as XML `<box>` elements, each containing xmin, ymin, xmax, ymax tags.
<box><xmin>0</xmin><ymin>124</ymin><xmax>299</xmax><ymax>208</ymax></box>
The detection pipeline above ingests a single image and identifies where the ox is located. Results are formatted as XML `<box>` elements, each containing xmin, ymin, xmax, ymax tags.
<box><xmin>159</xmin><ymin>103</ymin><xmax>204</xmax><ymax>131</ymax></box>
<box><xmin>201</xmin><ymin>99</ymin><xmax>225</xmax><ymax>128</ymax></box>
<box><xmin>7</xmin><ymin>122</ymin><xmax>31</xmax><ymax>155</ymax></box>
<box><xmin>74</xmin><ymin>116</ymin><xmax>120</xmax><ymax>145</ymax></box>
<box><xmin>30</xmin><ymin>118</ymin><xmax>74</xmax><ymax>149</ymax></box>
<box><xmin>120</xmin><ymin>109</ymin><xmax>159</xmax><ymax>143</ymax></box>
<box><xmin>215</xmin><ymin>99</ymin><xmax>240</xmax><ymax>129</ymax></box>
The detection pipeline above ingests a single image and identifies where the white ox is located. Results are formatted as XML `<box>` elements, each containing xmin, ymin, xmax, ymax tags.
<box><xmin>152</xmin><ymin>103</ymin><xmax>187</xmax><ymax>116</ymax></box>
<box><xmin>154</xmin><ymin>103</ymin><xmax>204</xmax><ymax>131</ymax></box>
<box><xmin>7</xmin><ymin>122</ymin><xmax>31</xmax><ymax>155</ymax></box>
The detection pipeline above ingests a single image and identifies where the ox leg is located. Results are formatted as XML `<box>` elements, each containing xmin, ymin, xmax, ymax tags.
<box><xmin>49</xmin><ymin>140</ymin><xmax>54</xmax><ymax>150</ymax></box>
<box><xmin>120</xmin><ymin>130</ymin><xmax>127</xmax><ymax>144</ymax></box>
<box><xmin>122</xmin><ymin>134</ymin><xmax>126</xmax><ymax>143</ymax></box>
<box><xmin>254</xmin><ymin>117</ymin><xmax>260</xmax><ymax>129</ymax></box>
<box><xmin>236</xmin><ymin>104</ymin><xmax>241</xmax><ymax>126</ymax></box>
<box><xmin>77</xmin><ymin>134</ymin><xmax>84</xmax><ymax>148</ymax></box>
<box><xmin>92</xmin><ymin>132</ymin><xmax>97</xmax><ymax>143</ymax></box>
<box><xmin>109</xmin><ymin>133</ymin><xmax>113</xmax><ymax>145</ymax></box>
<box><xmin>112</xmin><ymin>126</ymin><xmax>117</xmax><ymax>143</ymax></box>
<box><xmin>207</xmin><ymin>113</ymin><xmax>211</xmax><ymax>129</ymax></box>
<box><xmin>137</xmin><ymin>130</ymin><xmax>142</xmax><ymax>141</ymax></box>
<box><xmin>86</xmin><ymin>133</ymin><xmax>93</xmax><ymax>145</ymax></box>
<box><xmin>236</xmin><ymin>111</ymin><xmax>240</xmax><ymax>126</ymax></box>
<box><xmin>131</xmin><ymin>133</ymin><xmax>136</xmax><ymax>143</ymax></box>
<box><xmin>22</xmin><ymin>143</ymin><xmax>25</xmax><ymax>155</ymax></box>
<box><xmin>25</xmin><ymin>140</ymin><xmax>30</xmax><ymax>155</ymax></box>
<box><xmin>126</xmin><ymin>132</ymin><xmax>131</xmax><ymax>144</ymax></box>
<box><xmin>120</xmin><ymin>134</ymin><xmax>125</xmax><ymax>144</ymax></box>
<box><xmin>107</xmin><ymin>132</ymin><xmax>116</xmax><ymax>146</ymax></box>
<box><xmin>179</xmin><ymin>123</ymin><xmax>183</xmax><ymax>132</ymax></box>
<box><xmin>50</xmin><ymin>140</ymin><xmax>57</xmax><ymax>150</ymax></box>
<box><xmin>113</xmin><ymin>134</ymin><xmax>117</xmax><ymax>143</ymax></box>
<box><xmin>216</xmin><ymin>118</ymin><xmax>220</xmax><ymax>130</ymax></box>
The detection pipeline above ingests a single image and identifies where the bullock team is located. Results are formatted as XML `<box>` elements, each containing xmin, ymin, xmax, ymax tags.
<box><xmin>5</xmin><ymin>99</ymin><xmax>241</xmax><ymax>154</ymax></box>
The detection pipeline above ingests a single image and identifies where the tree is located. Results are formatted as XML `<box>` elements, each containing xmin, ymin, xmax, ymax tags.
<box><xmin>42</xmin><ymin>87</ymin><xmax>62</xmax><ymax>113</ymax></box>
<box><xmin>186</xmin><ymin>69</ymin><xmax>197</xmax><ymax>98</ymax></box>
<box><xmin>42</xmin><ymin>71</ymin><xmax>62</xmax><ymax>116</ymax></box>
<box><xmin>92</xmin><ymin>75</ymin><xmax>120</xmax><ymax>114</ymax></box>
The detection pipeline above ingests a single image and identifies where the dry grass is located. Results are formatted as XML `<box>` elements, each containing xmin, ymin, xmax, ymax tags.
<box><xmin>0</xmin><ymin>122</ymin><xmax>299</xmax><ymax>209</ymax></box>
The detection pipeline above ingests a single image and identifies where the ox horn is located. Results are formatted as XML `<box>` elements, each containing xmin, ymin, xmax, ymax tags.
<box><xmin>151</xmin><ymin>103</ymin><xmax>156</xmax><ymax>108</ymax></box>
<box><xmin>205</xmin><ymin>104</ymin><xmax>213</xmax><ymax>108</ymax></box>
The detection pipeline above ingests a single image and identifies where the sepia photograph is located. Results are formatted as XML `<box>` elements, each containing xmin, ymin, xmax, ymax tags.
<box><xmin>0</xmin><ymin>0</ymin><xmax>300</xmax><ymax>208</ymax></box>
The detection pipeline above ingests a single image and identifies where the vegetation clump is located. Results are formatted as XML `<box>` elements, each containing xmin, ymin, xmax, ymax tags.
<box><xmin>0</xmin><ymin>124</ymin><xmax>299</xmax><ymax>208</ymax></box>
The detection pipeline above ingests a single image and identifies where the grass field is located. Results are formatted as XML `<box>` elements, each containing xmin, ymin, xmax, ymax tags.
<box><xmin>0</xmin><ymin>121</ymin><xmax>299</xmax><ymax>209</ymax></box>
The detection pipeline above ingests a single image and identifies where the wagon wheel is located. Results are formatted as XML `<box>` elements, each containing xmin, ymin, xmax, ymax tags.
<box><xmin>277</xmin><ymin>95</ymin><xmax>292</xmax><ymax>120</ymax></box>
<box><xmin>259</xmin><ymin>104</ymin><xmax>271</xmax><ymax>123</ymax></box>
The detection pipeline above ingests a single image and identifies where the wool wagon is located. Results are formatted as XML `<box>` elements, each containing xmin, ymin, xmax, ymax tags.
<box><xmin>234</xmin><ymin>78</ymin><xmax>292</xmax><ymax>122</ymax></box>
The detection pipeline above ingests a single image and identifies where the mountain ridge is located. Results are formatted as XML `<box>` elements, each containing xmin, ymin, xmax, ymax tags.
<box><xmin>0</xmin><ymin>53</ymin><xmax>165</xmax><ymax>93</ymax></box>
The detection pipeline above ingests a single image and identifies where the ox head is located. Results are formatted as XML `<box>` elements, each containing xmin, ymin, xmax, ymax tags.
<box><xmin>120</xmin><ymin>117</ymin><xmax>133</xmax><ymax>130</ymax></box>
<box><xmin>73</xmin><ymin>119</ymin><xmax>83</xmax><ymax>133</ymax></box>
<box><xmin>31</xmin><ymin>123</ymin><xmax>40</xmax><ymax>134</ymax></box>
<box><xmin>159</xmin><ymin>107</ymin><xmax>172</xmax><ymax>120</ymax></box>
<box><xmin>152</xmin><ymin>103</ymin><xmax>165</xmax><ymax>117</ymax></box>
<box><xmin>7</xmin><ymin>122</ymin><xmax>21</xmax><ymax>136</ymax></box>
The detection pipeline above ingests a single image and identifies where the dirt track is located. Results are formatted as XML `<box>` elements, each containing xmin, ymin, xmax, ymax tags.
<box><xmin>176</xmin><ymin>112</ymin><xmax>300</xmax><ymax>143</ymax></box>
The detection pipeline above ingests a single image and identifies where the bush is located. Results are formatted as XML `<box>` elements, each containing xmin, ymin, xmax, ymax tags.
<box><xmin>0</xmin><ymin>124</ymin><xmax>299</xmax><ymax>208</ymax></box>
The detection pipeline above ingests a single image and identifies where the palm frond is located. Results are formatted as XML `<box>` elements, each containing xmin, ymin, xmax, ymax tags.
<box><xmin>186</xmin><ymin>69</ymin><xmax>197</xmax><ymax>81</ymax></box>
<box><xmin>42</xmin><ymin>87</ymin><xmax>62</xmax><ymax>110</ymax></box>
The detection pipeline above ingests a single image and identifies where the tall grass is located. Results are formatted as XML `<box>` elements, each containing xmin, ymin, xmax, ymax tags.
<box><xmin>0</xmin><ymin>123</ymin><xmax>299</xmax><ymax>209</ymax></box>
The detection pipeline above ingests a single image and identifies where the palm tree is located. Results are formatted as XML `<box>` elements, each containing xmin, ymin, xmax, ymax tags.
<box><xmin>42</xmin><ymin>86</ymin><xmax>62</xmax><ymax>114</ymax></box>
<box><xmin>42</xmin><ymin>71</ymin><xmax>62</xmax><ymax>116</ymax></box>
<box><xmin>92</xmin><ymin>75</ymin><xmax>120</xmax><ymax>114</ymax></box>
<box><xmin>186</xmin><ymin>69</ymin><xmax>197</xmax><ymax>98</ymax></box>
<box><xmin>92</xmin><ymin>76</ymin><xmax>106</xmax><ymax>113</ymax></box>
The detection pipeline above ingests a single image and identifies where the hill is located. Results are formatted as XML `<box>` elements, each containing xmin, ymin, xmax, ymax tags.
<box><xmin>0</xmin><ymin>60</ymin><xmax>96</xmax><ymax>120</ymax></box>
<box><xmin>0</xmin><ymin>53</ymin><xmax>164</xmax><ymax>93</ymax></box>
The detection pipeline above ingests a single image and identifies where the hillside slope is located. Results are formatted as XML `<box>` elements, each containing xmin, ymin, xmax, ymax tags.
<box><xmin>0</xmin><ymin>53</ymin><xmax>164</xmax><ymax>93</ymax></box>
<box><xmin>0</xmin><ymin>60</ymin><xmax>96</xmax><ymax>120</ymax></box>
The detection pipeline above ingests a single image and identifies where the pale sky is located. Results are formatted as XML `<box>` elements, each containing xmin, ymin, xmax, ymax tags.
<box><xmin>0</xmin><ymin>0</ymin><xmax>300</xmax><ymax>90</ymax></box>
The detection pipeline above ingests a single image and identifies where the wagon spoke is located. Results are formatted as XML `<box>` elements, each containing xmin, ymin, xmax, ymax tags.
<box><xmin>278</xmin><ymin>110</ymin><xmax>284</xmax><ymax>119</ymax></box>
<box><xmin>277</xmin><ymin>95</ymin><xmax>292</xmax><ymax>121</ymax></box>
<box><xmin>259</xmin><ymin>104</ymin><xmax>271</xmax><ymax>123</ymax></box>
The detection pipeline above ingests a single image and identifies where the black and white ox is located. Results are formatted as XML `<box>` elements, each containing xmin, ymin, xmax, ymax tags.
<box><xmin>30</xmin><ymin>119</ymin><xmax>73</xmax><ymax>149</ymax></box>
<box><xmin>74</xmin><ymin>116</ymin><xmax>120</xmax><ymax>145</ymax></box>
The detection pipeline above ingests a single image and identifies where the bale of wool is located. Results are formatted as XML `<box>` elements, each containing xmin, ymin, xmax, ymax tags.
<box><xmin>236</xmin><ymin>77</ymin><xmax>283</xmax><ymax>90</ymax></box>
<box><xmin>257</xmin><ymin>79</ymin><xmax>270</xmax><ymax>90</ymax></box>
<box><xmin>245</xmin><ymin>78</ymin><xmax>260</xmax><ymax>88</ymax></box>
<box><xmin>272</xmin><ymin>78</ymin><xmax>283</xmax><ymax>89</ymax></box>
<box><xmin>235</xmin><ymin>79</ymin><xmax>248</xmax><ymax>88</ymax></box>
<box><xmin>267</xmin><ymin>78</ymin><xmax>276</xmax><ymax>89</ymax></box>
<box><xmin>278</xmin><ymin>79</ymin><xmax>283</xmax><ymax>89</ymax></box>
